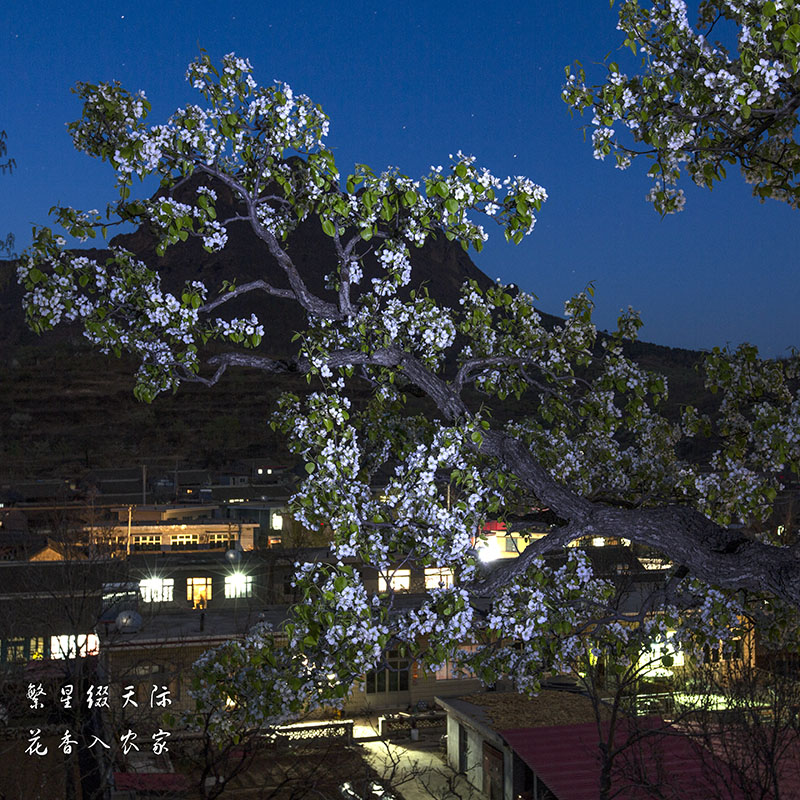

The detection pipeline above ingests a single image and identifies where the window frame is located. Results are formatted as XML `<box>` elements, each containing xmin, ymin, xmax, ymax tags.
<box><xmin>377</xmin><ymin>568</ymin><xmax>411</xmax><ymax>593</ymax></box>
<box><xmin>186</xmin><ymin>576</ymin><xmax>213</xmax><ymax>608</ymax></box>
<box><xmin>365</xmin><ymin>649</ymin><xmax>411</xmax><ymax>694</ymax></box>
<box><xmin>224</xmin><ymin>574</ymin><xmax>253</xmax><ymax>599</ymax></box>
<box><xmin>424</xmin><ymin>567</ymin><xmax>454</xmax><ymax>590</ymax></box>
<box><xmin>139</xmin><ymin>577</ymin><xmax>174</xmax><ymax>603</ymax></box>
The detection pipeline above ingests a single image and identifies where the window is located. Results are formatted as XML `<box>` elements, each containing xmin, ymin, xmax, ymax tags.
<box><xmin>378</xmin><ymin>569</ymin><xmax>411</xmax><ymax>593</ymax></box>
<box><xmin>505</xmin><ymin>536</ymin><xmax>519</xmax><ymax>553</ymax></box>
<box><xmin>458</xmin><ymin>724</ymin><xmax>468</xmax><ymax>773</ymax></box>
<box><xmin>171</xmin><ymin>533</ymin><xmax>199</xmax><ymax>550</ymax></box>
<box><xmin>131</xmin><ymin>534</ymin><xmax>161</xmax><ymax>551</ymax></box>
<box><xmin>435</xmin><ymin>645</ymin><xmax>478</xmax><ymax>680</ymax></box>
<box><xmin>726</xmin><ymin>637</ymin><xmax>744</xmax><ymax>661</ymax></box>
<box><xmin>140</xmin><ymin>578</ymin><xmax>174</xmax><ymax>603</ymax></box>
<box><xmin>187</xmin><ymin>577</ymin><xmax>212</xmax><ymax>608</ymax></box>
<box><xmin>483</xmin><ymin>742</ymin><xmax>504</xmax><ymax>800</ymax></box>
<box><xmin>50</xmin><ymin>634</ymin><xmax>99</xmax><ymax>660</ymax></box>
<box><xmin>703</xmin><ymin>640</ymin><xmax>743</xmax><ymax>663</ymax></box>
<box><xmin>424</xmin><ymin>567</ymin><xmax>454</xmax><ymax>590</ymax></box>
<box><xmin>102</xmin><ymin>582</ymin><xmax>138</xmax><ymax>613</ymax></box>
<box><xmin>365</xmin><ymin>650</ymin><xmax>410</xmax><ymax>693</ymax></box>
<box><xmin>640</xmin><ymin>632</ymin><xmax>685</xmax><ymax>675</ymax></box>
<box><xmin>29</xmin><ymin>637</ymin><xmax>46</xmax><ymax>660</ymax></box>
<box><xmin>208</xmin><ymin>532</ymin><xmax>236</xmax><ymax>548</ymax></box>
<box><xmin>704</xmin><ymin>643</ymin><xmax>721</xmax><ymax>664</ymax></box>
<box><xmin>225</xmin><ymin>574</ymin><xmax>253</xmax><ymax>599</ymax></box>
<box><xmin>3</xmin><ymin>639</ymin><xmax>26</xmax><ymax>663</ymax></box>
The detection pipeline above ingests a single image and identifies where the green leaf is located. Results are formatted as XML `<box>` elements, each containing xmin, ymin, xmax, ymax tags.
<box><xmin>763</xmin><ymin>1</ymin><xmax>776</xmax><ymax>16</ymax></box>
<box><xmin>321</xmin><ymin>218</ymin><xmax>336</xmax><ymax>237</ymax></box>
<box><xmin>305</xmin><ymin>462</ymin><xmax>316</xmax><ymax>474</ymax></box>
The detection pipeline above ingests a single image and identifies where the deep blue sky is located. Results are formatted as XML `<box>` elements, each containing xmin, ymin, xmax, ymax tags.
<box><xmin>1</xmin><ymin>1</ymin><xmax>796</xmax><ymax>356</ymax></box>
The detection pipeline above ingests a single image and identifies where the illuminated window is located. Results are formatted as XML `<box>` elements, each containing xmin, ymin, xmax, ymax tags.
<box><xmin>435</xmin><ymin>645</ymin><xmax>478</xmax><ymax>680</ymax></box>
<box><xmin>224</xmin><ymin>574</ymin><xmax>253</xmax><ymax>599</ymax></box>
<box><xmin>378</xmin><ymin>569</ymin><xmax>411</xmax><ymax>593</ymax></box>
<box><xmin>208</xmin><ymin>532</ymin><xmax>236</xmax><ymax>548</ymax></box>
<box><xmin>424</xmin><ymin>567</ymin><xmax>454</xmax><ymax>590</ymax></box>
<box><xmin>50</xmin><ymin>634</ymin><xmax>99</xmax><ymax>660</ymax></box>
<box><xmin>171</xmin><ymin>533</ymin><xmax>199</xmax><ymax>550</ymax></box>
<box><xmin>366</xmin><ymin>650</ymin><xmax>410</xmax><ymax>693</ymax></box>
<box><xmin>4</xmin><ymin>639</ymin><xmax>26</xmax><ymax>662</ymax></box>
<box><xmin>640</xmin><ymin>632</ymin><xmax>685</xmax><ymax>676</ymax></box>
<box><xmin>131</xmin><ymin>534</ymin><xmax>161</xmax><ymax>551</ymax></box>
<box><xmin>140</xmin><ymin>578</ymin><xmax>174</xmax><ymax>603</ymax></box>
<box><xmin>29</xmin><ymin>637</ymin><xmax>45</xmax><ymax>660</ymax></box>
<box><xmin>271</xmin><ymin>512</ymin><xmax>283</xmax><ymax>531</ymax></box>
<box><xmin>187</xmin><ymin>577</ymin><xmax>212</xmax><ymax>608</ymax></box>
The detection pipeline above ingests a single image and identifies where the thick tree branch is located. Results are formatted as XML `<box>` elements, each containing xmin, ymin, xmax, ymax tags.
<box><xmin>199</xmin><ymin>280</ymin><xmax>296</xmax><ymax>314</ymax></box>
<box><xmin>194</xmin><ymin>164</ymin><xmax>343</xmax><ymax>321</ymax></box>
<box><xmin>465</xmin><ymin>429</ymin><xmax>800</xmax><ymax>605</ymax></box>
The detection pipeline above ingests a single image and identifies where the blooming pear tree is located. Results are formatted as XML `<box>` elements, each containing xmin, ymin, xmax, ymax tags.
<box><xmin>18</xmin><ymin>53</ymin><xmax>800</xmax><ymax>731</ymax></box>
<box><xmin>563</xmin><ymin>0</ymin><xmax>800</xmax><ymax>213</ymax></box>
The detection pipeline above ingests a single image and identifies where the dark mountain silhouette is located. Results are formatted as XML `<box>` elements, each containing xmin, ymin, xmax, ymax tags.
<box><xmin>0</xmin><ymin>178</ymin><xmax>707</xmax><ymax>480</ymax></box>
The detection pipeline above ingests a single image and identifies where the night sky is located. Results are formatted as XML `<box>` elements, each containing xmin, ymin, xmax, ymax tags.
<box><xmin>1</xmin><ymin>1</ymin><xmax>797</xmax><ymax>356</ymax></box>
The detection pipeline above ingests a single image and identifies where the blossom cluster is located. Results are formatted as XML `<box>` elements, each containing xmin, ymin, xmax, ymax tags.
<box><xmin>564</xmin><ymin>0</ymin><xmax>800</xmax><ymax>212</ymax></box>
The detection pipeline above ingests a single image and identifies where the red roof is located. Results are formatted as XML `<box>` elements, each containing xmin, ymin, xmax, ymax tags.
<box><xmin>500</xmin><ymin>718</ymin><xmax>750</xmax><ymax>800</ymax></box>
<box><xmin>482</xmin><ymin>520</ymin><xmax>506</xmax><ymax>532</ymax></box>
<box><xmin>114</xmin><ymin>772</ymin><xmax>190</xmax><ymax>792</ymax></box>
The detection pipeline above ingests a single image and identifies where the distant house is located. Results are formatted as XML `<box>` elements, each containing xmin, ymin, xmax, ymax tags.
<box><xmin>103</xmin><ymin>504</ymin><xmax>258</xmax><ymax>553</ymax></box>
<box><xmin>0</xmin><ymin>560</ymin><xmax>123</xmax><ymax>664</ymax></box>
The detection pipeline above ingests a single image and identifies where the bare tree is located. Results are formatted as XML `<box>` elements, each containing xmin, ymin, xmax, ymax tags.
<box><xmin>679</xmin><ymin>661</ymin><xmax>800</xmax><ymax>800</ymax></box>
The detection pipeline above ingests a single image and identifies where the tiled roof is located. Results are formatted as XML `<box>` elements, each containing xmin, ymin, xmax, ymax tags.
<box><xmin>501</xmin><ymin>717</ymin><xmax>749</xmax><ymax>800</ymax></box>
